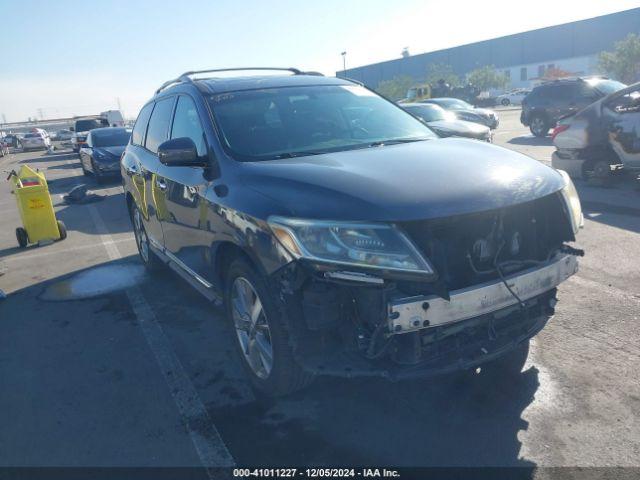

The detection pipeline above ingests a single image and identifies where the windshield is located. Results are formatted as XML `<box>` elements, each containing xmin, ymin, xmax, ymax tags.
<box><xmin>208</xmin><ymin>84</ymin><xmax>436</xmax><ymax>161</ymax></box>
<box><xmin>92</xmin><ymin>129</ymin><xmax>131</xmax><ymax>147</ymax></box>
<box><xmin>587</xmin><ymin>79</ymin><xmax>627</xmax><ymax>96</ymax></box>
<box><xmin>404</xmin><ymin>104</ymin><xmax>451</xmax><ymax>122</ymax></box>
<box><xmin>75</xmin><ymin>119</ymin><xmax>106</xmax><ymax>132</ymax></box>
<box><xmin>430</xmin><ymin>98</ymin><xmax>473</xmax><ymax>110</ymax></box>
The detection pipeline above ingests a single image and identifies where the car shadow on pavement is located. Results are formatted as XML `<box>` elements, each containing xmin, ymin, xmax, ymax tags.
<box><xmin>208</xmin><ymin>365</ymin><xmax>540</xmax><ymax>470</ymax></box>
<box><xmin>575</xmin><ymin>183</ymin><xmax>640</xmax><ymax>234</ymax></box>
<box><xmin>134</xmin><ymin>266</ymin><xmax>540</xmax><ymax>470</ymax></box>
<box><xmin>46</xmin><ymin>162</ymin><xmax>82</xmax><ymax>171</ymax></box>
<box><xmin>18</xmin><ymin>152</ymin><xmax>78</xmax><ymax>164</ymax></box>
<box><xmin>507</xmin><ymin>136</ymin><xmax>553</xmax><ymax>147</ymax></box>
<box><xmin>0</xmin><ymin>256</ymin><xmax>540</xmax><ymax>471</ymax></box>
<box><xmin>53</xmin><ymin>192</ymin><xmax>132</xmax><ymax>235</ymax></box>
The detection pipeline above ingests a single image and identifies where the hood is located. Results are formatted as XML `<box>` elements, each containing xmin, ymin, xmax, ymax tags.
<box><xmin>455</xmin><ymin>108</ymin><xmax>493</xmax><ymax>119</ymax></box>
<box><xmin>427</xmin><ymin>120</ymin><xmax>489</xmax><ymax>138</ymax></box>
<box><xmin>239</xmin><ymin>138</ymin><xmax>565</xmax><ymax>222</ymax></box>
<box><xmin>95</xmin><ymin>145</ymin><xmax>125</xmax><ymax>160</ymax></box>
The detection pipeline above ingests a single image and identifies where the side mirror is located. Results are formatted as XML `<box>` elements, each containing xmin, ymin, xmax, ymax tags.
<box><xmin>157</xmin><ymin>137</ymin><xmax>206</xmax><ymax>167</ymax></box>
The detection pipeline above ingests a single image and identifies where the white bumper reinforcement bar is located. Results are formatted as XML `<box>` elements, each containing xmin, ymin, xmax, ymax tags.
<box><xmin>388</xmin><ymin>254</ymin><xmax>579</xmax><ymax>334</ymax></box>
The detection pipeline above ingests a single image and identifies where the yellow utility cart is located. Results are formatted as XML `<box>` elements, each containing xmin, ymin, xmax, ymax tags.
<box><xmin>8</xmin><ymin>165</ymin><xmax>66</xmax><ymax>248</ymax></box>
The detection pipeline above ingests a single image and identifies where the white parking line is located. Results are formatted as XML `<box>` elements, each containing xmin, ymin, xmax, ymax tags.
<box><xmin>2</xmin><ymin>237</ymin><xmax>135</xmax><ymax>263</ymax></box>
<box><xmin>87</xmin><ymin>204</ymin><xmax>235</xmax><ymax>471</ymax></box>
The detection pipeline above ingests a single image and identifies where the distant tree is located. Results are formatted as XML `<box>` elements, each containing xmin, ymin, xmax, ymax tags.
<box><xmin>424</xmin><ymin>63</ymin><xmax>460</xmax><ymax>87</ymax></box>
<box><xmin>598</xmin><ymin>33</ymin><xmax>640</xmax><ymax>84</ymax></box>
<box><xmin>466</xmin><ymin>65</ymin><xmax>509</xmax><ymax>92</ymax></box>
<box><xmin>401</xmin><ymin>47</ymin><xmax>410</xmax><ymax>58</ymax></box>
<box><xmin>374</xmin><ymin>75</ymin><xmax>415</xmax><ymax>101</ymax></box>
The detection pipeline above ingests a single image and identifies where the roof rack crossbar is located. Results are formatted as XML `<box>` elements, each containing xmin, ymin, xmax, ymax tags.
<box><xmin>155</xmin><ymin>67</ymin><xmax>303</xmax><ymax>94</ymax></box>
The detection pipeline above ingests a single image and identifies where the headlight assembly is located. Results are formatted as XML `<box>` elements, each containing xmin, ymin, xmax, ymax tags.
<box><xmin>557</xmin><ymin>169</ymin><xmax>583</xmax><ymax>235</ymax></box>
<box><xmin>268</xmin><ymin>216</ymin><xmax>435</xmax><ymax>277</ymax></box>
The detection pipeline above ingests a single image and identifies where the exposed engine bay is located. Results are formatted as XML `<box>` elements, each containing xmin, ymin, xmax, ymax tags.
<box><xmin>274</xmin><ymin>192</ymin><xmax>583</xmax><ymax>378</ymax></box>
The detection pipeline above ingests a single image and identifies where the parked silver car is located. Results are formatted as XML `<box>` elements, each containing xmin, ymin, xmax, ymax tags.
<box><xmin>552</xmin><ymin>82</ymin><xmax>640</xmax><ymax>180</ymax></box>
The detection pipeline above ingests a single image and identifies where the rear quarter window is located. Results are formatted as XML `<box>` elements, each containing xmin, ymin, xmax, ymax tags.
<box><xmin>131</xmin><ymin>103</ymin><xmax>154</xmax><ymax>146</ymax></box>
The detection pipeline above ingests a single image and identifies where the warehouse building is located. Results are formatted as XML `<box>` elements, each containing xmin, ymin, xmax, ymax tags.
<box><xmin>338</xmin><ymin>8</ymin><xmax>640</xmax><ymax>90</ymax></box>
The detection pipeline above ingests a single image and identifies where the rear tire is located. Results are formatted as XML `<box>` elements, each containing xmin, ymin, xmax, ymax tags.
<box><xmin>225</xmin><ymin>257</ymin><xmax>313</xmax><ymax>397</ymax></box>
<box><xmin>131</xmin><ymin>204</ymin><xmax>162</xmax><ymax>272</ymax></box>
<box><xmin>501</xmin><ymin>98</ymin><xmax>510</xmax><ymax>106</ymax></box>
<box><xmin>529</xmin><ymin>115</ymin><xmax>550</xmax><ymax>137</ymax></box>
<box><xmin>16</xmin><ymin>227</ymin><xmax>28</xmax><ymax>248</ymax></box>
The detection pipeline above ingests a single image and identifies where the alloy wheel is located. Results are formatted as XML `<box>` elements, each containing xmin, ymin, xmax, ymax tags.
<box><xmin>231</xmin><ymin>277</ymin><xmax>273</xmax><ymax>379</ymax></box>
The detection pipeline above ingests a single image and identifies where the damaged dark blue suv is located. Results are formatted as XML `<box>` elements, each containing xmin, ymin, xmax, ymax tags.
<box><xmin>122</xmin><ymin>68</ymin><xmax>583</xmax><ymax>396</ymax></box>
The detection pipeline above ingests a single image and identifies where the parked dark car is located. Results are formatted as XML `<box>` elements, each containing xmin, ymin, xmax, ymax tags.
<box><xmin>80</xmin><ymin>127</ymin><xmax>131</xmax><ymax>182</ymax></box>
<box><xmin>401</xmin><ymin>103</ymin><xmax>492</xmax><ymax>141</ymax></box>
<box><xmin>552</xmin><ymin>82</ymin><xmax>640</xmax><ymax>180</ymax></box>
<box><xmin>421</xmin><ymin>97</ymin><xmax>499</xmax><ymax>129</ymax></box>
<box><xmin>2</xmin><ymin>134</ymin><xmax>20</xmax><ymax>148</ymax></box>
<box><xmin>521</xmin><ymin>77</ymin><xmax>627</xmax><ymax>137</ymax></box>
<box><xmin>122</xmin><ymin>68</ymin><xmax>583</xmax><ymax>396</ymax></box>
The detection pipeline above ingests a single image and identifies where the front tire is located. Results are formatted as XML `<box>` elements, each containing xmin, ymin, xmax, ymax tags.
<box><xmin>501</xmin><ymin>98</ymin><xmax>510</xmax><ymax>106</ymax></box>
<box><xmin>225</xmin><ymin>257</ymin><xmax>313</xmax><ymax>396</ymax></box>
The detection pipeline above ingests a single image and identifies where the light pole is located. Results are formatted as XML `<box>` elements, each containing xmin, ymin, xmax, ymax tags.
<box><xmin>341</xmin><ymin>51</ymin><xmax>347</xmax><ymax>77</ymax></box>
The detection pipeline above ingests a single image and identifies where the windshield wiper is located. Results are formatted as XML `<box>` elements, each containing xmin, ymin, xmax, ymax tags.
<box><xmin>269</xmin><ymin>151</ymin><xmax>328</xmax><ymax>160</ymax></box>
<box><xmin>367</xmin><ymin>138</ymin><xmax>430</xmax><ymax>147</ymax></box>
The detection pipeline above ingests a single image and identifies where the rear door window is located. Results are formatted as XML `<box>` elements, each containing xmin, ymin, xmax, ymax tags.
<box><xmin>145</xmin><ymin>97</ymin><xmax>175</xmax><ymax>154</ymax></box>
<box><xmin>132</xmin><ymin>103</ymin><xmax>154</xmax><ymax>146</ymax></box>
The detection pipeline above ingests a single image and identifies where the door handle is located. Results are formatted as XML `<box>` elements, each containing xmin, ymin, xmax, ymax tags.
<box><xmin>156</xmin><ymin>178</ymin><xmax>167</xmax><ymax>191</ymax></box>
<box><xmin>125</xmin><ymin>163</ymin><xmax>139</xmax><ymax>175</ymax></box>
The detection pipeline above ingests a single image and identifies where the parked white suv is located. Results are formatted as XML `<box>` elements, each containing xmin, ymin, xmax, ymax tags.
<box><xmin>21</xmin><ymin>129</ymin><xmax>51</xmax><ymax>151</ymax></box>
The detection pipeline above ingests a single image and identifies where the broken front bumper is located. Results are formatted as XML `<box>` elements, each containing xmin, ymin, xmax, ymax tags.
<box><xmin>291</xmin><ymin>254</ymin><xmax>578</xmax><ymax>380</ymax></box>
<box><xmin>388</xmin><ymin>254</ymin><xmax>578</xmax><ymax>334</ymax></box>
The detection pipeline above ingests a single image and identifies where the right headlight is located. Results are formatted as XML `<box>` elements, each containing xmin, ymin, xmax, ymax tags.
<box><xmin>268</xmin><ymin>216</ymin><xmax>435</xmax><ymax>277</ymax></box>
<box><xmin>557</xmin><ymin>169</ymin><xmax>583</xmax><ymax>235</ymax></box>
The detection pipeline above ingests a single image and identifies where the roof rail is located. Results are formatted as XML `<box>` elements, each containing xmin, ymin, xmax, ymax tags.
<box><xmin>155</xmin><ymin>67</ymin><xmax>304</xmax><ymax>94</ymax></box>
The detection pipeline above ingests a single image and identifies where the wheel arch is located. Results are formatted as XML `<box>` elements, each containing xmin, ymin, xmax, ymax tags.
<box><xmin>213</xmin><ymin>241</ymin><xmax>270</xmax><ymax>290</ymax></box>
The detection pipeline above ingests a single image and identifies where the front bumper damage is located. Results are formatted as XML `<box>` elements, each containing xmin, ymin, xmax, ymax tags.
<box><xmin>274</xmin><ymin>253</ymin><xmax>579</xmax><ymax>380</ymax></box>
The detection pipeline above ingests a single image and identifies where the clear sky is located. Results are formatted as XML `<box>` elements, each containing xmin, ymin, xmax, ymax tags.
<box><xmin>1</xmin><ymin>0</ymin><xmax>638</xmax><ymax>122</ymax></box>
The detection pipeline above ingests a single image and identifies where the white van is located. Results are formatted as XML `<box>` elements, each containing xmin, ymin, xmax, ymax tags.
<box><xmin>100</xmin><ymin>110</ymin><xmax>125</xmax><ymax>127</ymax></box>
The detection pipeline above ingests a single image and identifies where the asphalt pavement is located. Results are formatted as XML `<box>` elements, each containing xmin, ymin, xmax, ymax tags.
<box><xmin>0</xmin><ymin>110</ymin><xmax>639</xmax><ymax>476</ymax></box>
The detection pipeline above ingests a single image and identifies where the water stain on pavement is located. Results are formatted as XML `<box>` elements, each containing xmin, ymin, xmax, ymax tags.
<box><xmin>40</xmin><ymin>263</ymin><xmax>146</xmax><ymax>301</ymax></box>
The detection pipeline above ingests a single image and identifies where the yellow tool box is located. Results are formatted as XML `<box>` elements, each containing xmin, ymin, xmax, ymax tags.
<box><xmin>8</xmin><ymin>165</ymin><xmax>66</xmax><ymax>247</ymax></box>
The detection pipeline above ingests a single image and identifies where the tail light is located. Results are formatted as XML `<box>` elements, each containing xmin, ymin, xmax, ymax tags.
<box><xmin>551</xmin><ymin>124</ymin><xmax>569</xmax><ymax>141</ymax></box>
